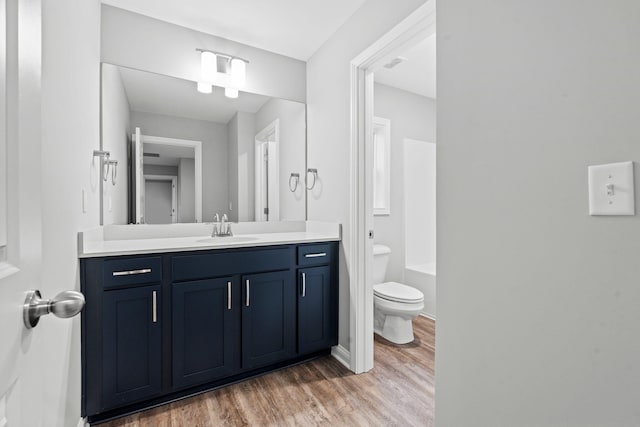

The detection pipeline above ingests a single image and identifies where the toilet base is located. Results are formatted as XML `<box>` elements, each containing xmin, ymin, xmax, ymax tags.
<box><xmin>374</xmin><ymin>310</ymin><xmax>416</xmax><ymax>345</ymax></box>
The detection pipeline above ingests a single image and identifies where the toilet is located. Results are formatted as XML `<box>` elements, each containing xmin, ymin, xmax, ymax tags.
<box><xmin>373</xmin><ymin>244</ymin><xmax>424</xmax><ymax>344</ymax></box>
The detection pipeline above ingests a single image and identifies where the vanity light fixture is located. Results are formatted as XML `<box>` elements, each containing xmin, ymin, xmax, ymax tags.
<box><xmin>196</xmin><ymin>49</ymin><xmax>249</xmax><ymax>98</ymax></box>
<box><xmin>224</xmin><ymin>87</ymin><xmax>238</xmax><ymax>98</ymax></box>
<box><xmin>197</xmin><ymin>82</ymin><xmax>212</xmax><ymax>94</ymax></box>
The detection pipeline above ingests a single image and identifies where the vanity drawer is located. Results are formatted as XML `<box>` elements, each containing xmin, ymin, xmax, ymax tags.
<box><xmin>172</xmin><ymin>247</ymin><xmax>294</xmax><ymax>282</ymax></box>
<box><xmin>103</xmin><ymin>256</ymin><xmax>162</xmax><ymax>289</ymax></box>
<box><xmin>297</xmin><ymin>244</ymin><xmax>331</xmax><ymax>266</ymax></box>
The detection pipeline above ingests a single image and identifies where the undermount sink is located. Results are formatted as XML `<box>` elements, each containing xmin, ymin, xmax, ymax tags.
<box><xmin>196</xmin><ymin>236</ymin><xmax>259</xmax><ymax>244</ymax></box>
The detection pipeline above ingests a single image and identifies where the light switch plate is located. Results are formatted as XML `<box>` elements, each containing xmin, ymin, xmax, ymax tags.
<box><xmin>588</xmin><ymin>161</ymin><xmax>635</xmax><ymax>215</ymax></box>
<box><xmin>82</xmin><ymin>189</ymin><xmax>87</xmax><ymax>213</ymax></box>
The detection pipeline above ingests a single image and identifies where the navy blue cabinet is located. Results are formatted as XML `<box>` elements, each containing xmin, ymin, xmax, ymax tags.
<box><xmin>81</xmin><ymin>242</ymin><xmax>338</xmax><ymax>424</ymax></box>
<box><xmin>172</xmin><ymin>277</ymin><xmax>240</xmax><ymax>389</ymax></box>
<box><xmin>102</xmin><ymin>285</ymin><xmax>162</xmax><ymax>410</ymax></box>
<box><xmin>241</xmin><ymin>270</ymin><xmax>296</xmax><ymax>369</ymax></box>
<box><xmin>298</xmin><ymin>266</ymin><xmax>334</xmax><ymax>355</ymax></box>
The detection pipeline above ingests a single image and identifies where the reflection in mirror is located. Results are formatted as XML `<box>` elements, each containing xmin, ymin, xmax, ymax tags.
<box><xmin>0</xmin><ymin>0</ymin><xmax>6</xmax><ymax>251</ymax></box>
<box><xmin>101</xmin><ymin>63</ymin><xmax>306</xmax><ymax>224</ymax></box>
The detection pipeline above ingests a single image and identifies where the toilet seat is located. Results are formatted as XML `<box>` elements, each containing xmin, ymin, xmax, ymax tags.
<box><xmin>373</xmin><ymin>281</ymin><xmax>424</xmax><ymax>304</ymax></box>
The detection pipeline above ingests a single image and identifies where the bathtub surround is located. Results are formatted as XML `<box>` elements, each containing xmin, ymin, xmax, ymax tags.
<box><xmin>404</xmin><ymin>139</ymin><xmax>436</xmax><ymax>317</ymax></box>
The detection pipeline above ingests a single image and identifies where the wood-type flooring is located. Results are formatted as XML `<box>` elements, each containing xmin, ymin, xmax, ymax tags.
<box><xmin>98</xmin><ymin>316</ymin><xmax>435</xmax><ymax>427</ymax></box>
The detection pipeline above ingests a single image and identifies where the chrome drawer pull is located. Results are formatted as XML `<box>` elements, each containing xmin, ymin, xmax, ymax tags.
<box><xmin>227</xmin><ymin>281</ymin><xmax>232</xmax><ymax>310</ymax></box>
<box><xmin>245</xmin><ymin>280</ymin><xmax>250</xmax><ymax>307</ymax></box>
<box><xmin>304</xmin><ymin>252</ymin><xmax>326</xmax><ymax>258</ymax></box>
<box><xmin>302</xmin><ymin>272</ymin><xmax>306</xmax><ymax>297</ymax></box>
<box><xmin>112</xmin><ymin>268</ymin><xmax>152</xmax><ymax>277</ymax></box>
<box><xmin>152</xmin><ymin>291</ymin><xmax>157</xmax><ymax>323</ymax></box>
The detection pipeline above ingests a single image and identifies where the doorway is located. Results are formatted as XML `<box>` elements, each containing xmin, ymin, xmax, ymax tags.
<box><xmin>144</xmin><ymin>175</ymin><xmax>178</xmax><ymax>224</ymax></box>
<box><xmin>349</xmin><ymin>1</ymin><xmax>436</xmax><ymax>373</ymax></box>
<box><xmin>132</xmin><ymin>128</ymin><xmax>203</xmax><ymax>224</ymax></box>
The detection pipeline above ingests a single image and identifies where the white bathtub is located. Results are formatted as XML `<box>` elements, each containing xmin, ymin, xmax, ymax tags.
<box><xmin>404</xmin><ymin>263</ymin><xmax>436</xmax><ymax>319</ymax></box>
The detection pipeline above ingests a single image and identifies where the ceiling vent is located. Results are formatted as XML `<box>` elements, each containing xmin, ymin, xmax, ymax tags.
<box><xmin>143</xmin><ymin>152</ymin><xmax>160</xmax><ymax>158</ymax></box>
<box><xmin>383</xmin><ymin>56</ymin><xmax>407</xmax><ymax>69</ymax></box>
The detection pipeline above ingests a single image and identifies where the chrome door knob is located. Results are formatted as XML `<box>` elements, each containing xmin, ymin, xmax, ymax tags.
<box><xmin>23</xmin><ymin>289</ymin><xmax>86</xmax><ymax>329</ymax></box>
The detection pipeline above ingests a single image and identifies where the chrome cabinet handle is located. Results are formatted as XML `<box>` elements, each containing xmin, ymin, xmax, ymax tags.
<box><xmin>112</xmin><ymin>268</ymin><xmax>152</xmax><ymax>277</ymax></box>
<box><xmin>152</xmin><ymin>291</ymin><xmax>157</xmax><ymax>323</ymax></box>
<box><xmin>301</xmin><ymin>272</ymin><xmax>306</xmax><ymax>297</ymax></box>
<box><xmin>227</xmin><ymin>281</ymin><xmax>232</xmax><ymax>310</ymax></box>
<box><xmin>23</xmin><ymin>290</ymin><xmax>86</xmax><ymax>329</ymax></box>
<box><xmin>304</xmin><ymin>253</ymin><xmax>326</xmax><ymax>258</ymax></box>
<box><xmin>245</xmin><ymin>280</ymin><xmax>250</xmax><ymax>307</ymax></box>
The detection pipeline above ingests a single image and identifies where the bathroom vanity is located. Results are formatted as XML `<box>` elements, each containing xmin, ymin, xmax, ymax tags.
<box><xmin>79</xmin><ymin>222</ymin><xmax>340</xmax><ymax>424</ymax></box>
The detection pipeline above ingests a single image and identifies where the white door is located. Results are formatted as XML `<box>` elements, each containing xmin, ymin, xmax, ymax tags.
<box><xmin>133</xmin><ymin>127</ymin><xmax>144</xmax><ymax>223</ymax></box>
<box><xmin>1</xmin><ymin>0</ymin><xmax>47</xmax><ymax>424</ymax></box>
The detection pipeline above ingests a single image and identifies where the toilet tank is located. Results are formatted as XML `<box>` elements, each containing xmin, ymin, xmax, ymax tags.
<box><xmin>372</xmin><ymin>244</ymin><xmax>391</xmax><ymax>284</ymax></box>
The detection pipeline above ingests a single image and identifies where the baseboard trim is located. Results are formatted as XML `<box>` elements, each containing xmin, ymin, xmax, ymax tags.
<box><xmin>420</xmin><ymin>312</ymin><xmax>436</xmax><ymax>321</ymax></box>
<box><xmin>331</xmin><ymin>345</ymin><xmax>351</xmax><ymax>371</ymax></box>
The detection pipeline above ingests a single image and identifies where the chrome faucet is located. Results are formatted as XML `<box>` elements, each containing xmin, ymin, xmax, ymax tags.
<box><xmin>211</xmin><ymin>213</ymin><xmax>220</xmax><ymax>237</ymax></box>
<box><xmin>211</xmin><ymin>213</ymin><xmax>232</xmax><ymax>237</ymax></box>
<box><xmin>219</xmin><ymin>214</ymin><xmax>233</xmax><ymax>236</ymax></box>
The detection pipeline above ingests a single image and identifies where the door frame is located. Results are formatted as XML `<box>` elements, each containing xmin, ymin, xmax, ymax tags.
<box><xmin>254</xmin><ymin>119</ymin><xmax>280</xmax><ymax>221</ymax></box>
<box><xmin>143</xmin><ymin>175</ymin><xmax>178</xmax><ymax>224</ymax></box>
<box><xmin>348</xmin><ymin>1</ymin><xmax>436</xmax><ymax>373</ymax></box>
<box><xmin>0</xmin><ymin>0</ymin><xmax>45</xmax><ymax>424</ymax></box>
<box><xmin>140</xmin><ymin>135</ymin><xmax>203</xmax><ymax>223</ymax></box>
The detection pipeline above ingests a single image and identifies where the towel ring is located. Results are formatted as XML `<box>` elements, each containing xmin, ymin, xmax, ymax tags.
<box><xmin>289</xmin><ymin>173</ymin><xmax>300</xmax><ymax>192</ymax></box>
<box><xmin>102</xmin><ymin>155</ymin><xmax>111</xmax><ymax>182</ymax></box>
<box><xmin>306</xmin><ymin>168</ymin><xmax>318</xmax><ymax>190</ymax></box>
<box><xmin>109</xmin><ymin>160</ymin><xmax>118</xmax><ymax>185</ymax></box>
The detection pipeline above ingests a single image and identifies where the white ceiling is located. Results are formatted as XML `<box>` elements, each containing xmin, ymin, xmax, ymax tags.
<box><xmin>102</xmin><ymin>0</ymin><xmax>367</xmax><ymax>61</ymax></box>
<box><xmin>118</xmin><ymin>66</ymin><xmax>271</xmax><ymax>123</ymax></box>
<box><xmin>374</xmin><ymin>34</ymin><xmax>436</xmax><ymax>99</ymax></box>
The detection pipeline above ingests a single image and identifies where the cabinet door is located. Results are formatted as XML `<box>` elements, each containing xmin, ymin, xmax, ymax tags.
<box><xmin>242</xmin><ymin>270</ymin><xmax>295</xmax><ymax>369</ymax></box>
<box><xmin>102</xmin><ymin>285</ymin><xmax>162</xmax><ymax>410</ymax></box>
<box><xmin>298</xmin><ymin>266</ymin><xmax>334</xmax><ymax>354</ymax></box>
<box><xmin>172</xmin><ymin>278</ymin><xmax>239</xmax><ymax>389</ymax></box>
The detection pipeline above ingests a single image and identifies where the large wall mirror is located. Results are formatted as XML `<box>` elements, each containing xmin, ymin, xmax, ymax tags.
<box><xmin>0</xmin><ymin>0</ymin><xmax>7</xmax><ymax>253</ymax></box>
<box><xmin>100</xmin><ymin>63</ymin><xmax>306</xmax><ymax>225</ymax></box>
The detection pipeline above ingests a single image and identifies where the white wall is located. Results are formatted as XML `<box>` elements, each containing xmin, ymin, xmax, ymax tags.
<box><xmin>236</xmin><ymin>112</ymin><xmax>256</xmax><ymax>221</ymax></box>
<box><xmin>40</xmin><ymin>0</ymin><xmax>101</xmax><ymax>426</ymax></box>
<box><xmin>178</xmin><ymin>158</ymin><xmax>195</xmax><ymax>222</ymax></box>
<box><xmin>101</xmin><ymin>5</ymin><xmax>307</xmax><ymax>102</ymax></box>
<box><xmin>131</xmin><ymin>111</ymin><xmax>228</xmax><ymax>222</ymax></box>
<box><xmin>227</xmin><ymin>114</ymin><xmax>239</xmax><ymax>222</ymax></box>
<box><xmin>101</xmin><ymin>63</ymin><xmax>130</xmax><ymax>225</ymax></box>
<box><xmin>308</xmin><ymin>0</ymin><xmax>429</xmax><ymax>347</ymax></box>
<box><xmin>255</xmin><ymin>99</ymin><xmax>306</xmax><ymax>221</ymax></box>
<box><xmin>372</xmin><ymin>82</ymin><xmax>436</xmax><ymax>282</ymax></box>
<box><xmin>437</xmin><ymin>1</ymin><xmax>640</xmax><ymax>425</ymax></box>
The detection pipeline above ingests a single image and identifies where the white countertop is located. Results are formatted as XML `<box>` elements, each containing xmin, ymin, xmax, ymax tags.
<box><xmin>78</xmin><ymin>221</ymin><xmax>341</xmax><ymax>258</ymax></box>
